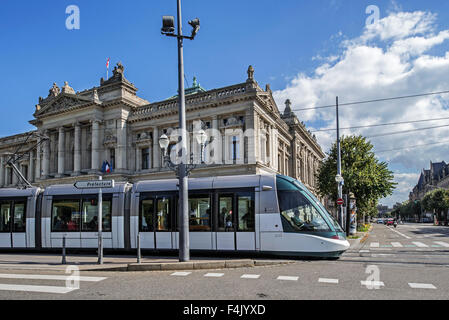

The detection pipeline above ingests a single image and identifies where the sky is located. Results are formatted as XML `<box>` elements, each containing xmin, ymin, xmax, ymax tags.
<box><xmin>1</xmin><ymin>0</ymin><xmax>449</xmax><ymax>207</ymax></box>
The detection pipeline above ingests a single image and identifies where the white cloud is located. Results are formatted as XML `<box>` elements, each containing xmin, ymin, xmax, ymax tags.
<box><xmin>273</xmin><ymin>10</ymin><xmax>449</xmax><ymax>207</ymax></box>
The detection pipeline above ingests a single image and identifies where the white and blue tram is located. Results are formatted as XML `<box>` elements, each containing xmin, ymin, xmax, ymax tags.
<box><xmin>0</xmin><ymin>174</ymin><xmax>349</xmax><ymax>258</ymax></box>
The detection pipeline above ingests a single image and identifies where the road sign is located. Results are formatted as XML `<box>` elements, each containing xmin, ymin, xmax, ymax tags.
<box><xmin>74</xmin><ymin>180</ymin><xmax>115</xmax><ymax>189</ymax></box>
<box><xmin>337</xmin><ymin>198</ymin><xmax>344</xmax><ymax>206</ymax></box>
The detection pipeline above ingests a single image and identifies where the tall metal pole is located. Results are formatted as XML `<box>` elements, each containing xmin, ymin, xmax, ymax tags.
<box><xmin>336</xmin><ymin>96</ymin><xmax>343</xmax><ymax>228</ymax></box>
<box><xmin>98</xmin><ymin>176</ymin><xmax>103</xmax><ymax>264</ymax></box>
<box><xmin>177</xmin><ymin>0</ymin><xmax>190</xmax><ymax>262</ymax></box>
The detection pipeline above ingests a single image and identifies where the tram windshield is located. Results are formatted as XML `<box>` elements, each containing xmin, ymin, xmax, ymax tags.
<box><xmin>276</xmin><ymin>175</ymin><xmax>343</xmax><ymax>234</ymax></box>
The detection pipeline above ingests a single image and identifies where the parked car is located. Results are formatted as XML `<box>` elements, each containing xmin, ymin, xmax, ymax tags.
<box><xmin>377</xmin><ymin>219</ymin><xmax>384</xmax><ymax>224</ymax></box>
<box><xmin>386</xmin><ymin>219</ymin><xmax>394</xmax><ymax>226</ymax></box>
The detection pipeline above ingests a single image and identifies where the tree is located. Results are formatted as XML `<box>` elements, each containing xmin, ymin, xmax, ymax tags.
<box><xmin>317</xmin><ymin>135</ymin><xmax>396</xmax><ymax>220</ymax></box>
<box><xmin>422</xmin><ymin>189</ymin><xmax>449</xmax><ymax>225</ymax></box>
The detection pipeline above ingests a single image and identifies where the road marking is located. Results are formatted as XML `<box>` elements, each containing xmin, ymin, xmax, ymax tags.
<box><xmin>408</xmin><ymin>283</ymin><xmax>436</xmax><ymax>289</ymax></box>
<box><xmin>381</xmin><ymin>245</ymin><xmax>392</xmax><ymax>248</ymax></box>
<box><xmin>277</xmin><ymin>276</ymin><xmax>299</xmax><ymax>281</ymax></box>
<box><xmin>371</xmin><ymin>254</ymin><xmax>394</xmax><ymax>257</ymax></box>
<box><xmin>318</xmin><ymin>278</ymin><xmax>339</xmax><ymax>284</ymax></box>
<box><xmin>359</xmin><ymin>250</ymin><xmax>370</xmax><ymax>253</ymax></box>
<box><xmin>412</xmin><ymin>242</ymin><xmax>428</xmax><ymax>248</ymax></box>
<box><xmin>241</xmin><ymin>274</ymin><xmax>260</xmax><ymax>279</ymax></box>
<box><xmin>370</xmin><ymin>243</ymin><xmax>380</xmax><ymax>248</ymax></box>
<box><xmin>361</xmin><ymin>281</ymin><xmax>384</xmax><ymax>288</ymax></box>
<box><xmin>0</xmin><ymin>273</ymin><xmax>106</xmax><ymax>282</ymax></box>
<box><xmin>405</xmin><ymin>244</ymin><xmax>416</xmax><ymax>247</ymax></box>
<box><xmin>434</xmin><ymin>241</ymin><xmax>449</xmax><ymax>248</ymax></box>
<box><xmin>0</xmin><ymin>284</ymin><xmax>75</xmax><ymax>294</ymax></box>
<box><xmin>388</xmin><ymin>228</ymin><xmax>411</xmax><ymax>239</ymax></box>
<box><xmin>391</xmin><ymin>242</ymin><xmax>403</xmax><ymax>248</ymax></box>
<box><xmin>171</xmin><ymin>272</ymin><xmax>191</xmax><ymax>277</ymax></box>
<box><xmin>204</xmin><ymin>273</ymin><xmax>224</xmax><ymax>278</ymax></box>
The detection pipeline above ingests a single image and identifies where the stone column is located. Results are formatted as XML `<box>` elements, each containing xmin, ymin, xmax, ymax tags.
<box><xmin>116</xmin><ymin>119</ymin><xmax>127</xmax><ymax>171</ymax></box>
<box><xmin>91</xmin><ymin>120</ymin><xmax>100</xmax><ymax>172</ymax></box>
<box><xmin>28</xmin><ymin>151</ymin><xmax>34</xmax><ymax>183</ymax></box>
<box><xmin>35</xmin><ymin>139</ymin><xmax>41</xmax><ymax>180</ymax></box>
<box><xmin>43</xmin><ymin>131</ymin><xmax>50</xmax><ymax>178</ymax></box>
<box><xmin>5</xmin><ymin>165</ymin><xmax>9</xmax><ymax>186</ymax></box>
<box><xmin>12</xmin><ymin>166</ymin><xmax>18</xmax><ymax>186</ymax></box>
<box><xmin>0</xmin><ymin>156</ymin><xmax>4</xmax><ymax>187</ymax></box>
<box><xmin>57</xmin><ymin>127</ymin><xmax>65</xmax><ymax>176</ymax></box>
<box><xmin>152</xmin><ymin>127</ymin><xmax>160</xmax><ymax>168</ymax></box>
<box><xmin>245</xmin><ymin>110</ymin><xmax>256</xmax><ymax>164</ymax></box>
<box><xmin>73</xmin><ymin>123</ymin><xmax>81</xmax><ymax>174</ymax></box>
<box><xmin>211</xmin><ymin>117</ymin><xmax>222</xmax><ymax>165</ymax></box>
<box><xmin>136</xmin><ymin>147</ymin><xmax>142</xmax><ymax>172</ymax></box>
<box><xmin>146</xmin><ymin>147</ymin><xmax>151</xmax><ymax>169</ymax></box>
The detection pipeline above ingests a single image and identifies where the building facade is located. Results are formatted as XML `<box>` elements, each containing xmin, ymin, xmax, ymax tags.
<box><xmin>0</xmin><ymin>63</ymin><xmax>325</xmax><ymax>195</ymax></box>
<box><xmin>409</xmin><ymin>161</ymin><xmax>449</xmax><ymax>201</ymax></box>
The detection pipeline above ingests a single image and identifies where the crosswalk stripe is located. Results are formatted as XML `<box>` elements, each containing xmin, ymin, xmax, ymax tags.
<box><xmin>241</xmin><ymin>274</ymin><xmax>260</xmax><ymax>279</ymax></box>
<box><xmin>361</xmin><ymin>280</ymin><xmax>384</xmax><ymax>288</ymax></box>
<box><xmin>412</xmin><ymin>242</ymin><xmax>428</xmax><ymax>248</ymax></box>
<box><xmin>0</xmin><ymin>284</ymin><xmax>76</xmax><ymax>294</ymax></box>
<box><xmin>0</xmin><ymin>274</ymin><xmax>106</xmax><ymax>282</ymax></box>
<box><xmin>277</xmin><ymin>276</ymin><xmax>299</xmax><ymax>281</ymax></box>
<box><xmin>370</xmin><ymin>243</ymin><xmax>380</xmax><ymax>248</ymax></box>
<box><xmin>434</xmin><ymin>241</ymin><xmax>449</xmax><ymax>248</ymax></box>
<box><xmin>171</xmin><ymin>272</ymin><xmax>191</xmax><ymax>277</ymax></box>
<box><xmin>204</xmin><ymin>273</ymin><xmax>224</xmax><ymax>278</ymax></box>
<box><xmin>391</xmin><ymin>242</ymin><xmax>403</xmax><ymax>248</ymax></box>
<box><xmin>318</xmin><ymin>278</ymin><xmax>339</xmax><ymax>284</ymax></box>
<box><xmin>408</xmin><ymin>283</ymin><xmax>436</xmax><ymax>289</ymax></box>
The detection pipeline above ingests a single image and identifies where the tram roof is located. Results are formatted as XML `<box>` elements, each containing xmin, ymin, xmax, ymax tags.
<box><xmin>133</xmin><ymin>174</ymin><xmax>270</xmax><ymax>193</ymax></box>
<box><xmin>0</xmin><ymin>187</ymin><xmax>42</xmax><ymax>197</ymax></box>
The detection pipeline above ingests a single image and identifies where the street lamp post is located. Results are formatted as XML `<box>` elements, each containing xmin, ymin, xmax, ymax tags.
<box><xmin>161</xmin><ymin>1</ymin><xmax>200</xmax><ymax>262</ymax></box>
<box><xmin>335</xmin><ymin>96</ymin><xmax>344</xmax><ymax>228</ymax></box>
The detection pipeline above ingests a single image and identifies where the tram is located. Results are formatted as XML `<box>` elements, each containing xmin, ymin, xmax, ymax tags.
<box><xmin>0</xmin><ymin>174</ymin><xmax>349</xmax><ymax>258</ymax></box>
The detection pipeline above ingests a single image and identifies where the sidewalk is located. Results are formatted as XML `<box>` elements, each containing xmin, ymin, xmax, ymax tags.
<box><xmin>347</xmin><ymin>225</ymin><xmax>373</xmax><ymax>251</ymax></box>
<box><xmin>0</xmin><ymin>253</ymin><xmax>295</xmax><ymax>272</ymax></box>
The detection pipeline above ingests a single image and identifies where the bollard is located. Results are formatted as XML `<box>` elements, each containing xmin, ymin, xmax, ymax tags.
<box><xmin>62</xmin><ymin>235</ymin><xmax>67</xmax><ymax>265</ymax></box>
<box><xmin>137</xmin><ymin>232</ymin><xmax>141</xmax><ymax>264</ymax></box>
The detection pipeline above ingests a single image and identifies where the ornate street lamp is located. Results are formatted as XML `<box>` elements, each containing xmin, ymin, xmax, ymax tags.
<box><xmin>196</xmin><ymin>129</ymin><xmax>208</xmax><ymax>164</ymax></box>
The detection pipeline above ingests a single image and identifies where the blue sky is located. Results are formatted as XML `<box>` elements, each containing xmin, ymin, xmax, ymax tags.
<box><xmin>1</xmin><ymin>0</ymin><xmax>449</xmax><ymax>206</ymax></box>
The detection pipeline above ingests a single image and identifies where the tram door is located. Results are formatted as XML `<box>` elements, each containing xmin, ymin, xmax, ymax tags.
<box><xmin>215</xmin><ymin>191</ymin><xmax>256</xmax><ymax>251</ymax></box>
<box><xmin>188</xmin><ymin>192</ymin><xmax>213</xmax><ymax>250</ymax></box>
<box><xmin>0</xmin><ymin>199</ymin><xmax>27</xmax><ymax>248</ymax></box>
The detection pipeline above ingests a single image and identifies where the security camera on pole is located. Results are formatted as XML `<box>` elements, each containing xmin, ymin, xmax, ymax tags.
<box><xmin>161</xmin><ymin>1</ymin><xmax>200</xmax><ymax>262</ymax></box>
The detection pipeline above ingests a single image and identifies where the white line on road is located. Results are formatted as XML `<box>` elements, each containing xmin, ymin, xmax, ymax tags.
<box><xmin>171</xmin><ymin>272</ymin><xmax>191</xmax><ymax>277</ymax></box>
<box><xmin>371</xmin><ymin>254</ymin><xmax>394</xmax><ymax>257</ymax></box>
<box><xmin>434</xmin><ymin>241</ymin><xmax>449</xmax><ymax>248</ymax></box>
<box><xmin>204</xmin><ymin>273</ymin><xmax>224</xmax><ymax>278</ymax></box>
<box><xmin>318</xmin><ymin>278</ymin><xmax>339</xmax><ymax>284</ymax></box>
<box><xmin>391</xmin><ymin>242</ymin><xmax>403</xmax><ymax>248</ymax></box>
<box><xmin>0</xmin><ymin>274</ymin><xmax>106</xmax><ymax>282</ymax></box>
<box><xmin>361</xmin><ymin>281</ymin><xmax>385</xmax><ymax>288</ymax></box>
<box><xmin>241</xmin><ymin>274</ymin><xmax>260</xmax><ymax>279</ymax></box>
<box><xmin>370</xmin><ymin>243</ymin><xmax>380</xmax><ymax>248</ymax></box>
<box><xmin>408</xmin><ymin>283</ymin><xmax>436</xmax><ymax>289</ymax></box>
<box><xmin>277</xmin><ymin>276</ymin><xmax>299</xmax><ymax>281</ymax></box>
<box><xmin>359</xmin><ymin>250</ymin><xmax>370</xmax><ymax>253</ymax></box>
<box><xmin>0</xmin><ymin>284</ymin><xmax>76</xmax><ymax>294</ymax></box>
<box><xmin>412</xmin><ymin>242</ymin><xmax>428</xmax><ymax>248</ymax></box>
<box><xmin>388</xmin><ymin>227</ymin><xmax>411</xmax><ymax>239</ymax></box>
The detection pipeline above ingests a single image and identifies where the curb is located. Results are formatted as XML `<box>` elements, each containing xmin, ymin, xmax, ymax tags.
<box><xmin>98</xmin><ymin>259</ymin><xmax>295</xmax><ymax>272</ymax></box>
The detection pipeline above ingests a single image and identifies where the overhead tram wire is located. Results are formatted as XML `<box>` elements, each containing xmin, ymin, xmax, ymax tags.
<box><xmin>365</xmin><ymin>123</ymin><xmax>449</xmax><ymax>139</ymax></box>
<box><xmin>310</xmin><ymin>117</ymin><xmax>449</xmax><ymax>133</ymax></box>
<box><xmin>375</xmin><ymin>139</ymin><xmax>449</xmax><ymax>154</ymax></box>
<box><xmin>289</xmin><ymin>89</ymin><xmax>449</xmax><ymax>112</ymax></box>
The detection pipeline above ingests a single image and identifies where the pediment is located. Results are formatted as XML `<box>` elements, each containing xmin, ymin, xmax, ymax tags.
<box><xmin>34</xmin><ymin>93</ymin><xmax>93</xmax><ymax>118</ymax></box>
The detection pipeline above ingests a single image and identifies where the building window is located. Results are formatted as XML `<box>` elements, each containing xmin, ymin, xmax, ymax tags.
<box><xmin>110</xmin><ymin>149</ymin><xmax>115</xmax><ymax>170</ymax></box>
<box><xmin>231</xmin><ymin>136</ymin><xmax>240</xmax><ymax>163</ymax></box>
<box><xmin>142</xmin><ymin>148</ymin><xmax>150</xmax><ymax>170</ymax></box>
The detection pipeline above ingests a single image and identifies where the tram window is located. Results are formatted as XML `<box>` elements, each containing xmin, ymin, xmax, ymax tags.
<box><xmin>278</xmin><ymin>190</ymin><xmax>331</xmax><ymax>232</ymax></box>
<box><xmin>140</xmin><ymin>199</ymin><xmax>154</xmax><ymax>232</ymax></box>
<box><xmin>218</xmin><ymin>196</ymin><xmax>233</xmax><ymax>232</ymax></box>
<box><xmin>189</xmin><ymin>196</ymin><xmax>211</xmax><ymax>231</ymax></box>
<box><xmin>237</xmin><ymin>195</ymin><xmax>255</xmax><ymax>232</ymax></box>
<box><xmin>13</xmin><ymin>202</ymin><xmax>26</xmax><ymax>233</ymax></box>
<box><xmin>156</xmin><ymin>198</ymin><xmax>171</xmax><ymax>231</ymax></box>
<box><xmin>52</xmin><ymin>199</ymin><xmax>80</xmax><ymax>232</ymax></box>
<box><xmin>81</xmin><ymin>197</ymin><xmax>112</xmax><ymax>232</ymax></box>
<box><xmin>0</xmin><ymin>203</ymin><xmax>11</xmax><ymax>232</ymax></box>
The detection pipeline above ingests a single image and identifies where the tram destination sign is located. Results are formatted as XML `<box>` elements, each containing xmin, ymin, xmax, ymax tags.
<box><xmin>74</xmin><ymin>180</ymin><xmax>115</xmax><ymax>189</ymax></box>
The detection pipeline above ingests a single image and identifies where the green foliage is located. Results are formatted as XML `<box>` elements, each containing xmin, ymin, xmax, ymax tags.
<box><xmin>422</xmin><ymin>189</ymin><xmax>449</xmax><ymax>222</ymax></box>
<box><xmin>317</xmin><ymin>135</ymin><xmax>396</xmax><ymax>217</ymax></box>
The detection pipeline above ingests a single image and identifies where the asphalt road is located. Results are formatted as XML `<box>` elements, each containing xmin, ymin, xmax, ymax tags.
<box><xmin>0</xmin><ymin>223</ymin><xmax>449</xmax><ymax>300</ymax></box>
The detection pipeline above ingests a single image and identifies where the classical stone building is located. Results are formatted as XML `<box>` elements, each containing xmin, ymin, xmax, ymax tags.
<box><xmin>0</xmin><ymin>63</ymin><xmax>325</xmax><ymax>195</ymax></box>
<box><xmin>409</xmin><ymin>161</ymin><xmax>449</xmax><ymax>201</ymax></box>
